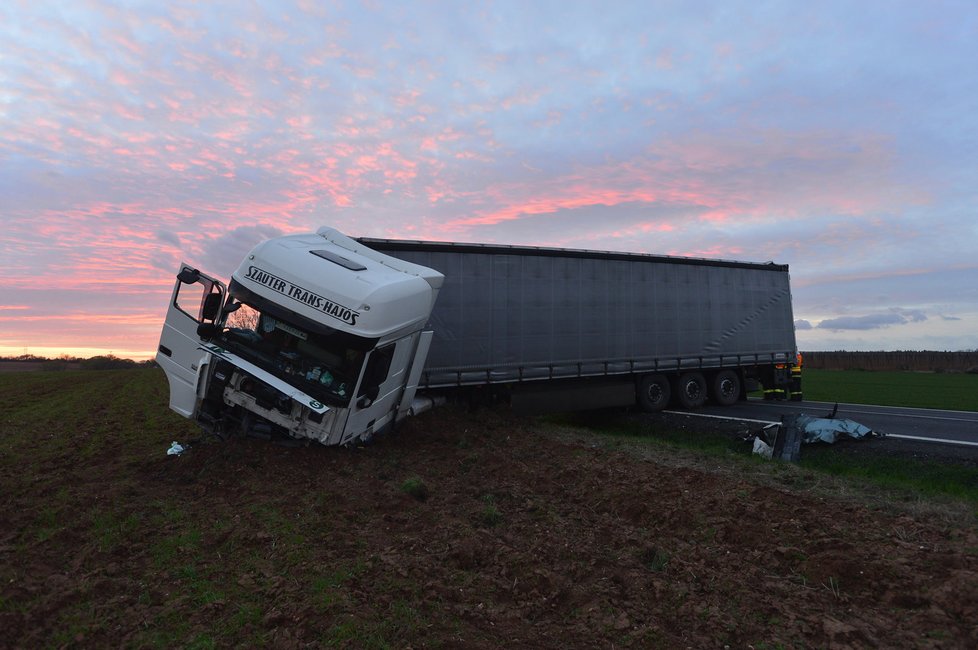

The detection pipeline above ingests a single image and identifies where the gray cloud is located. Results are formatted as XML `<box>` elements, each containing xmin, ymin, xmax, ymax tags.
<box><xmin>794</xmin><ymin>319</ymin><xmax>813</xmax><ymax>330</ymax></box>
<box><xmin>157</xmin><ymin>230</ymin><xmax>182</xmax><ymax>248</ymax></box>
<box><xmin>817</xmin><ymin>308</ymin><xmax>927</xmax><ymax>331</ymax></box>
<box><xmin>204</xmin><ymin>225</ymin><xmax>286</xmax><ymax>277</ymax></box>
<box><xmin>896</xmin><ymin>308</ymin><xmax>927</xmax><ymax>323</ymax></box>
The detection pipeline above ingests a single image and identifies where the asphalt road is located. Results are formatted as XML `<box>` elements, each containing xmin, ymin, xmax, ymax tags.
<box><xmin>671</xmin><ymin>399</ymin><xmax>978</xmax><ymax>448</ymax></box>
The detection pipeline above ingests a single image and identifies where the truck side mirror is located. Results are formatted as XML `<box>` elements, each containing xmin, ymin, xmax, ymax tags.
<box><xmin>177</xmin><ymin>268</ymin><xmax>200</xmax><ymax>284</ymax></box>
<box><xmin>201</xmin><ymin>293</ymin><xmax>222</xmax><ymax>320</ymax></box>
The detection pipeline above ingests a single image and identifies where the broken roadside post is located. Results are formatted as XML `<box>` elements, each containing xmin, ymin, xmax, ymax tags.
<box><xmin>771</xmin><ymin>414</ymin><xmax>805</xmax><ymax>462</ymax></box>
<box><xmin>749</xmin><ymin>414</ymin><xmax>804</xmax><ymax>462</ymax></box>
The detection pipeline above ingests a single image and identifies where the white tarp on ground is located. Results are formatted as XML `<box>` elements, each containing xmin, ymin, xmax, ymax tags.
<box><xmin>795</xmin><ymin>414</ymin><xmax>878</xmax><ymax>444</ymax></box>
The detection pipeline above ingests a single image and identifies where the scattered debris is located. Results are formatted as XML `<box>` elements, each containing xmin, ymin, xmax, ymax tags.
<box><xmin>747</xmin><ymin>404</ymin><xmax>883</xmax><ymax>462</ymax></box>
<box><xmin>752</xmin><ymin>436</ymin><xmax>774</xmax><ymax>459</ymax></box>
<box><xmin>166</xmin><ymin>441</ymin><xmax>185</xmax><ymax>456</ymax></box>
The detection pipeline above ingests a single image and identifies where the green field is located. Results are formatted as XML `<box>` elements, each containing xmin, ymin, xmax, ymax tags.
<box><xmin>799</xmin><ymin>368</ymin><xmax>978</xmax><ymax>411</ymax></box>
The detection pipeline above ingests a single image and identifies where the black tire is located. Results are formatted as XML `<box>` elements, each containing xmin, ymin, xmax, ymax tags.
<box><xmin>711</xmin><ymin>369</ymin><xmax>741</xmax><ymax>407</ymax></box>
<box><xmin>675</xmin><ymin>372</ymin><xmax>707</xmax><ymax>409</ymax></box>
<box><xmin>636</xmin><ymin>374</ymin><xmax>671</xmax><ymax>412</ymax></box>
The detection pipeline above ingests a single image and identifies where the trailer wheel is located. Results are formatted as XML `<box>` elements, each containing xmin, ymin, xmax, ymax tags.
<box><xmin>675</xmin><ymin>372</ymin><xmax>707</xmax><ymax>409</ymax></box>
<box><xmin>637</xmin><ymin>374</ymin><xmax>671</xmax><ymax>412</ymax></box>
<box><xmin>711</xmin><ymin>370</ymin><xmax>741</xmax><ymax>407</ymax></box>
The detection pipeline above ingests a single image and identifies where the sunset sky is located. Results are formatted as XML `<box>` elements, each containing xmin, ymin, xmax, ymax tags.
<box><xmin>2</xmin><ymin>0</ymin><xmax>977</xmax><ymax>360</ymax></box>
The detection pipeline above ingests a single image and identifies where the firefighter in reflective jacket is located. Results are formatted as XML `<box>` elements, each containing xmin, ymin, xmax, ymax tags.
<box><xmin>763</xmin><ymin>370</ymin><xmax>786</xmax><ymax>400</ymax></box>
<box><xmin>790</xmin><ymin>352</ymin><xmax>803</xmax><ymax>401</ymax></box>
<box><xmin>763</xmin><ymin>353</ymin><xmax>802</xmax><ymax>400</ymax></box>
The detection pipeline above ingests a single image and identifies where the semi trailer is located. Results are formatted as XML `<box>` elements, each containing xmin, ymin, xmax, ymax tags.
<box><xmin>157</xmin><ymin>226</ymin><xmax>799</xmax><ymax>446</ymax></box>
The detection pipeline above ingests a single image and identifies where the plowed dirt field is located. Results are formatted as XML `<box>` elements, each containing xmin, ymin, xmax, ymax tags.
<box><xmin>1</xmin><ymin>369</ymin><xmax>976</xmax><ymax>648</ymax></box>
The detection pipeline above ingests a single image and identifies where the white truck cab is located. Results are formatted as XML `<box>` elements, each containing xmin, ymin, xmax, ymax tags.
<box><xmin>156</xmin><ymin>227</ymin><xmax>444</xmax><ymax>445</ymax></box>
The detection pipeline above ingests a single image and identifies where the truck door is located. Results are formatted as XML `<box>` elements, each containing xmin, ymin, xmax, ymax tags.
<box><xmin>156</xmin><ymin>265</ymin><xmax>226</xmax><ymax>417</ymax></box>
<box><xmin>345</xmin><ymin>335</ymin><xmax>416</xmax><ymax>441</ymax></box>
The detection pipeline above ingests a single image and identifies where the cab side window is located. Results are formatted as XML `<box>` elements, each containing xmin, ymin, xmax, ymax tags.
<box><xmin>174</xmin><ymin>281</ymin><xmax>208</xmax><ymax>321</ymax></box>
<box><xmin>358</xmin><ymin>344</ymin><xmax>395</xmax><ymax>399</ymax></box>
<box><xmin>174</xmin><ymin>270</ymin><xmax>221</xmax><ymax>323</ymax></box>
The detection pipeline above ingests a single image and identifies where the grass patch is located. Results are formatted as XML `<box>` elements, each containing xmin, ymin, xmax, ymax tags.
<box><xmin>92</xmin><ymin>509</ymin><xmax>142</xmax><ymax>552</ymax></box>
<box><xmin>478</xmin><ymin>495</ymin><xmax>503</xmax><ymax>527</ymax></box>
<box><xmin>152</xmin><ymin>529</ymin><xmax>203</xmax><ymax>568</ymax></box>
<box><xmin>321</xmin><ymin>599</ymin><xmax>428</xmax><ymax>648</ymax></box>
<box><xmin>799</xmin><ymin>445</ymin><xmax>978</xmax><ymax>504</ymax></box>
<box><xmin>400</xmin><ymin>475</ymin><xmax>429</xmax><ymax>501</ymax></box>
<box><xmin>800</xmin><ymin>369</ymin><xmax>978</xmax><ymax>411</ymax></box>
<box><xmin>548</xmin><ymin>412</ymin><xmax>746</xmax><ymax>456</ymax></box>
<box><xmin>247</xmin><ymin>503</ymin><xmax>307</xmax><ymax>546</ymax></box>
<box><xmin>178</xmin><ymin>564</ymin><xmax>226</xmax><ymax>606</ymax></box>
<box><xmin>311</xmin><ymin>561</ymin><xmax>366</xmax><ymax>612</ymax></box>
<box><xmin>639</xmin><ymin>546</ymin><xmax>670</xmax><ymax>572</ymax></box>
<box><xmin>33</xmin><ymin>506</ymin><xmax>63</xmax><ymax>543</ymax></box>
<box><xmin>230</xmin><ymin>602</ymin><xmax>263</xmax><ymax>629</ymax></box>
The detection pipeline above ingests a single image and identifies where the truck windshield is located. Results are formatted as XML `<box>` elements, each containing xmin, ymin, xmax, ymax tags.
<box><xmin>219</xmin><ymin>302</ymin><xmax>366</xmax><ymax>406</ymax></box>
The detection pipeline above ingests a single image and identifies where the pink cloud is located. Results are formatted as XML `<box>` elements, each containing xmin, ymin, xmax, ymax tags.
<box><xmin>113</xmin><ymin>104</ymin><xmax>144</xmax><ymax>121</ymax></box>
<box><xmin>394</xmin><ymin>89</ymin><xmax>422</xmax><ymax>107</ymax></box>
<box><xmin>124</xmin><ymin>132</ymin><xmax>155</xmax><ymax>144</ymax></box>
<box><xmin>111</xmin><ymin>33</ymin><xmax>145</xmax><ymax>57</ymax></box>
<box><xmin>434</xmin><ymin>126</ymin><xmax>920</xmax><ymax>240</ymax></box>
<box><xmin>110</xmin><ymin>70</ymin><xmax>135</xmax><ymax>86</ymax></box>
<box><xmin>212</xmin><ymin>122</ymin><xmax>251</xmax><ymax>141</ymax></box>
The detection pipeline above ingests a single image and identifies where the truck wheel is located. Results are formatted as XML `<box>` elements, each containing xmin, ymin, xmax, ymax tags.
<box><xmin>711</xmin><ymin>370</ymin><xmax>741</xmax><ymax>407</ymax></box>
<box><xmin>637</xmin><ymin>374</ymin><xmax>671</xmax><ymax>412</ymax></box>
<box><xmin>675</xmin><ymin>372</ymin><xmax>707</xmax><ymax>409</ymax></box>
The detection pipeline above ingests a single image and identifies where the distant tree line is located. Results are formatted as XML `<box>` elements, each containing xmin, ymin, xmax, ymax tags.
<box><xmin>802</xmin><ymin>351</ymin><xmax>978</xmax><ymax>373</ymax></box>
<box><xmin>0</xmin><ymin>354</ymin><xmax>157</xmax><ymax>371</ymax></box>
